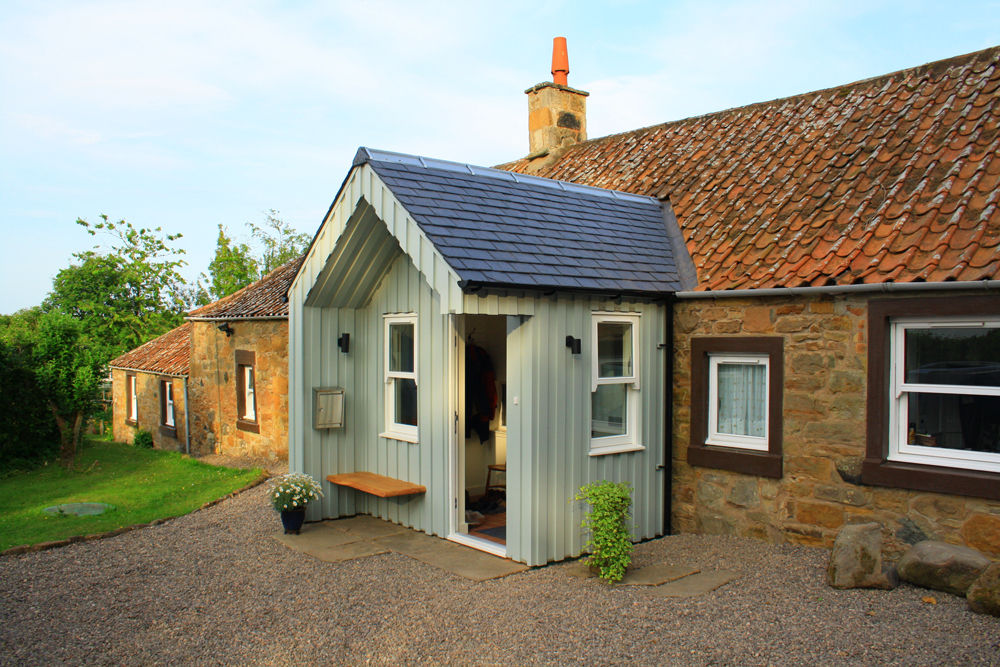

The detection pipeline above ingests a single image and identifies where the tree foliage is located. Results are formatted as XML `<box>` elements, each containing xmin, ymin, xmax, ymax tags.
<box><xmin>2</xmin><ymin>311</ymin><xmax>107</xmax><ymax>468</ymax></box>
<box><xmin>248</xmin><ymin>209</ymin><xmax>310</xmax><ymax>274</ymax></box>
<box><xmin>44</xmin><ymin>215</ymin><xmax>188</xmax><ymax>357</ymax></box>
<box><xmin>206</xmin><ymin>224</ymin><xmax>259</xmax><ymax>301</ymax></box>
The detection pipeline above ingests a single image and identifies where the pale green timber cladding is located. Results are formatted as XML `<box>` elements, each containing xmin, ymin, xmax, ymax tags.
<box><xmin>288</xmin><ymin>163</ymin><xmax>667</xmax><ymax>566</ymax></box>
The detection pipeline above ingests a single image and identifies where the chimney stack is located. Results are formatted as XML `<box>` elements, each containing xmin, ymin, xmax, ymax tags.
<box><xmin>525</xmin><ymin>36</ymin><xmax>588</xmax><ymax>156</ymax></box>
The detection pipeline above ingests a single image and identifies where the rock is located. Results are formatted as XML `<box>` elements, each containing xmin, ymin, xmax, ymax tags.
<box><xmin>827</xmin><ymin>523</ymin><xmax>897</xmax><ymax>590</ymax></box>
<box><xmin>967</xmin><ymin>563</ymin><xmax>1000</xmax><ymax>617</ymax></box>
<box><xmin>896</xmin><ymin>540</ymin><xmax>990</xmax><ymax>596</ymax></box>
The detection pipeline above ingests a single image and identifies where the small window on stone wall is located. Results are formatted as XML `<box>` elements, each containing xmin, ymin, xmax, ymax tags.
<box><xmin>126</xmin><ymin>373</ymin><xmax>138</xmax><ymax>424</ymax></box>
<box><xmin>688</xmin><ymin>337</ymin><xmax>783</xmax><ymax>478</ymax></box>
<box><xmin>159</xmin><ymin>379</ymin><xmax>176</xmax><ymax>437</ymax></box>
<box><xmin>236</xmin><ymin>350</ymin><xmax>259</xmax><ymax>434</ymax></box>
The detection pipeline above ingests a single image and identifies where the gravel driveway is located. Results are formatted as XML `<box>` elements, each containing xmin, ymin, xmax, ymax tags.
<box><xmin>1</xmin><ymin>476</ymin><xmax>998</xmax><ymax>666</ymax></box>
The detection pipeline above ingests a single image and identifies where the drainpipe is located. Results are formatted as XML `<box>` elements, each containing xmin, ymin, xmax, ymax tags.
<box><xmin>662</xmin><ymin>295</ymin><xmax>674</xmax><ymax>536</ymax></box>
<box><xmin>183</xmin><ymin>376</ymin><xmax>191</xmax><ymax>456</ymax></box>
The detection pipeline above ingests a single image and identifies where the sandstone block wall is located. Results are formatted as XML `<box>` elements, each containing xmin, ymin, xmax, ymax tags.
<box><xmin>111</xmin><ymin>368</ymin><xmax>187</xmax><ymax>452</ymax></box>
<box><xmin>672</xmin><ymin>294</ymin><xmax>1000</xmax><ymax>558</ymax></box>
<box><xmin>188</xmin><ymin>320</ymin><xmax>289</xmax><ymax>460</ymax></box>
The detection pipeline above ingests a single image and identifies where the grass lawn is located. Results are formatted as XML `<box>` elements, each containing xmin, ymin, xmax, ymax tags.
<box><xmin>0</xmin><ymin>438</ymin><xmax>263</xmax><ymax>552</ymax></box>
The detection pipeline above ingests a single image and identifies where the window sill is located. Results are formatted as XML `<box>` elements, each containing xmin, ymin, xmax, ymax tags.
<box><xmin>588</xmin><ymin>443</ymin><xmax>645</xmax><ymax>457</ymax></box>
<box><xmin>237</xmin><ymin>419</ymin><xmax>260</xmax><ymax>434</ymax></box>
<box><xmin>862</xmin><ymin>458</ymin><xmax>1000</xmax><ymax>501</ymax></box>
<box><xmin>159</xmin><ymin>425</ymin><xmax>177</xmax><ymax>438</ymax></box>
<box><xmin>687</xmin><ymin>443</ymin><xmax>782</xmax><ymax>478</ymax></box>
<box><xmin>380</xmin><ymin>431</ymin><xmax>419</xmax><ymax>444</ymax></box>
<box><xmin>125</xmin><ymin>419</ymin><xmax>137</xmax><ymax>426</ymax></box>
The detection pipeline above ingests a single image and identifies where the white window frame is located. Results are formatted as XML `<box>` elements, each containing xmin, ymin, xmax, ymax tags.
<box><xmin>589</xmin><ymin>312</ymin><xmax>642</xmax><ymax>455</ymax></box>
<box><xmin>381</xmin><ymin>313</ymin><xmax>418</xmax><ymax>443</ymax></box>
<box><xmin>241</xmin><ymin>366</ymin><xmax>256</xmax><ymax>421</ymax></box>
<box><xmin>127</xmin><ymin>374</ymin><xmax>138</xmax><ymax>422</ymax></box>
<box><xmin>706</xmin><ymin>353</ymin><xmax>769</xmax><ymax>451</ymax></box>
<box><xmin>888</xmin><ymin>317</ymin><xmax>1000</xmax><ymax>473</ymax></box>
<box><xmin>163</xmin><ymin>380</ymin><xmax>175</xmax><ymax>427</ymax></box>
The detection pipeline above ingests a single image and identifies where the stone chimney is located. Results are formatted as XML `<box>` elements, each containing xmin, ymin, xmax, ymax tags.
<box><xmin>525</xmin><ymin>36</ymin><xmax>589</xmax><ymax>156</ymax></box>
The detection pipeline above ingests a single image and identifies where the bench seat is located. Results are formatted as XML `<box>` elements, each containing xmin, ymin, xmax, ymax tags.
<box><xmin>326</xmin><ymin>472</ymin><xmax>426</xmax><ymax>498</ymax></box>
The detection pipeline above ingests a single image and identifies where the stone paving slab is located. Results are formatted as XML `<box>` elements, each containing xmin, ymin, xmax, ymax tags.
<box><xmin>335</xmin><ymin>515</ymin><xmax>411</xmax><ymax>539</ymax></box>
<box><xmin>620</xmin><ymin>563</ymin><xmax>701</xmax><ymax>586</ymax></box>
<box><xmin>644</xmin><ymin>569</ymin><xmax>741</xmax><ymax>598</ymax></box>
<box><xmin>373</xmin><ymin>531</ymin><xmax>528</xmax><ymax>581</ymax></box>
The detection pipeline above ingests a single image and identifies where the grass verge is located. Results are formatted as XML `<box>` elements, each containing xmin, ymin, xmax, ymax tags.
<box><xmin>0</xmin><ymin>438</ymin><xmax>263</xmax><ymax>552</ymax></box>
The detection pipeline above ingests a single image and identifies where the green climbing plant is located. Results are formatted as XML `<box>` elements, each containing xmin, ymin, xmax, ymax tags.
<box><xmin>574</xmin><ymin>480</ymin><xmax>634</xmax><ymax>583</ymax></box>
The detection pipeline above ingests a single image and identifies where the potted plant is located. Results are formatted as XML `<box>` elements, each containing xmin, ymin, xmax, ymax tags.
<box><xmin>271</xmin><ymin>472</ymin><xmax>324</xmax><ymax>534</ymax></box>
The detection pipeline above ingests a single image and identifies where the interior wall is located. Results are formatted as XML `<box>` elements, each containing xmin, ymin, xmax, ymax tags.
<box><xmin>463</xmin><ymin>315</ymin><xmax>508</xmax><ymax>496</ymax></box>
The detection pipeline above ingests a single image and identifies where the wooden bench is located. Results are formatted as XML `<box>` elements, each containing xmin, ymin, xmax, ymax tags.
<box><xmin>326</xmin><ymin>472</ymin><xmax>426</xmax><ymax>498</ymax></box>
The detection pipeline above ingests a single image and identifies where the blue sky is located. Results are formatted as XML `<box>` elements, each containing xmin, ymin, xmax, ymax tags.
<box><xmin>1</xmin><ymin>0</ymin><xmax>998</xmax><ymax>314</ymax></box>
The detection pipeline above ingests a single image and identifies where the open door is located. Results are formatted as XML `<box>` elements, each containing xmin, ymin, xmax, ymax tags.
<box><xmin>449</xmin><ymin>314</ymin><xmax>508</xmax><ymax>557</ymax></box>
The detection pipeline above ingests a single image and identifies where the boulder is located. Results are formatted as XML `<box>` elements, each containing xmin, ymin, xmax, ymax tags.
<box><xmin>967</xmin><ymin>562</ymin><xmax>1000</xmax><ymax>617</ymax></box>
<box><xmin>896</xmin><ymin>540</ymin><xmax>990</xmax><ymax>596</ymax></box>
<box><xmin>827</xmin><ymin>523</ymin><xmax>897</xmax><ymax>590</ymax></box>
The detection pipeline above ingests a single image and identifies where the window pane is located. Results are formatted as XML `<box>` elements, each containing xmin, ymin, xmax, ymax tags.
<box><xmin>592</xmin><ymin>383</ymin><xmax>627</xmax><ymax>438</ymax></box>
<box><xmin>394</xmin><ymin>378</ymin><xmax>417</xmax><ymax>426</ymax></box>
<box><xmin>716</xmin><ymin>362</ymin><xmax>766</xmax><ymax>437</ymax></box>
<box><xmin>597</xmin><ymin>322</ymin><xmax>632</xmax><ymax>378</ymax></box>
<box><xmin>905</xmin><ymin>326</ymin><xmax>1000</xmax><ymax>387</ymax></box>
<box><xmin>906</xmin><ymin>392</ymin><xmax>1000</xmax><ymax>454</ymax></box>
<box><xmin>389</xmin><ymin>323</ymin><xmax>415</xmax><ymax>373</ymax></box>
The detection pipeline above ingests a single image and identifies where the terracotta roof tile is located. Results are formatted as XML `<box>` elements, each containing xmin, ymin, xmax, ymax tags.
<box><xmin>188</xmin><ymin>255</ymin><xmax>304</xmax><ymax>320</ymax></box>
<box><xmin>499</xmin><ymin>46</ymin><xmax>1000</xmax><ymax>290</ymax></box>
<box><xmin>109</xmin><ymin>323</ymin><xmax>191</xmax><ymax>376</ymax></box>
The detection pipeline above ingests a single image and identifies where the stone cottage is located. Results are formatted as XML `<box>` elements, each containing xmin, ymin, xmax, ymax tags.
<box><xmin>110</xmin><ymin>256</ymin><xmax>302</xmax><ymax>459</ymax></box>
<box><xmin>499</xmin><ymin>43</ymin><xmax>1000</xmax><ymax>557</ymax></box>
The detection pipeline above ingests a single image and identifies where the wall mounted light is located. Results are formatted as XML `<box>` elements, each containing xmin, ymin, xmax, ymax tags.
<box><xmin>218</xmin><ymin>322</ymin><xmax>234</xmax><ymax>337</ymax></box>
<box><xmin>565</xmin><ymin>335</ymin><xmax>581</xmax><ymax>355</ymax></box>
<box><xmin>337</xmin><ymin>333</ymin><xmax>350</xmax><ymax>354</ymax></box>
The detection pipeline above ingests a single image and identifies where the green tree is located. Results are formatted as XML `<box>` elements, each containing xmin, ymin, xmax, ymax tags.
<box><xmin>44</xmin><ymin>215</ymin><xmax>188</xmax><ymax>356</ymax></box>
<box><xmin>248</xmin><ymin>209</ymin><xmax>310</xmax><ymax>273</ymax></box>
<box><xmin>205</xmin><ymin>224</ymin><xmax>259</xmax><ymax>301</ymax></box>
<box><xmin>3</xmin><ymin>311</ymin><xmax>107</xmax><ymax>468</ymax></box>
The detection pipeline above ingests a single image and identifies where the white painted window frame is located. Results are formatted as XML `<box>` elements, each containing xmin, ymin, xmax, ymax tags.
<box><xmin>382</xmin><ymin>313</ymin><xmax>419</xmax><ymax>443</ymax></box>
<box><xmin>706</xmin><ymin>353</ymin><xmax>769</xmax><ymax>451</ymax></box>
<box><xmin>163</xmin><ymin>380</ymin><xmax>175</xmax><ymax>427</ymax></box>
<box><xmin>242</xmin><ymin>366</ymin><xmax>256</xmax><ymax>421</ymax></box>
<box><xmin>589</xmin><ymin>312</ymin><xmax>642</xmax><ymax>455</ymax></box>
<box><xmin>888</xmin><ymin>316</ymin><xmax>1000</xmax><ymax>473</ymax></box>
<box><xmin>127</xmin><ymin>374</ymin><xmax>138</xmax><ymax>422</ymax></box>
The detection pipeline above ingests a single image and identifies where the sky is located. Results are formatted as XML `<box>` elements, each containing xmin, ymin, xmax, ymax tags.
<box><xmin>1</xmin><ymin>0</ymin><xmax>999</xmax><ymax>314</ymax></box>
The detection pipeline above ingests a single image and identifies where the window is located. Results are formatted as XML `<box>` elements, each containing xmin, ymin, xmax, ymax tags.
<box><xmin>383</xmin><ymin>314</ymin><xmax>418</xmax><ymax>442</ymax></box>
<box><xmin>689</xmin><ymin>337</ymin><xmax>783</xmax><ymax>478</ymax></box>
<box><xmin>590</xmin><ymin>313</ymin><xmax>642</xmax><ymax>455</ymax></box>
<box><xmin>866</xmin><ymin>297</ymin><xmax>1000</xmax><ymax>500</ymax></box>
<box><xmin>160</xmin><ymin>379</ymin><xmax>176</xmax><ymax>433</ymax></box>
<box><xmin>235</xmin><ymin>350</ymin><xmax>259</xmax><ymax>434</ymax></box>
<box><xmin>126</xmin><ymin>373</ymin><xmax>138</xmax><ymax>424</ymax></box>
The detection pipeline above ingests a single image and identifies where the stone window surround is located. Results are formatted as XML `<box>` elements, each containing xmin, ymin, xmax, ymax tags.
<box><xmin>126</xmin><ymin>373</ymin><xmax>138</xmax><ymax>425</ymax></box>
<box><xmin>688</xmin><ymin>336</ymin><xmax>784</xmax><ymax>478</ymax></box>
<box><xmin>864</xmin><ymin>295</ymin><xmax>1000</xmax><ymax>501</ymax></box>
<box><xmin>235</xmin><ymin>349</ymin><xmax>259</xmax><ymax>434</ymax></box>
<box><xmin>159</xmin><ymin>378</ymin><xmax>177</xmax><ymax>438</ymax></box>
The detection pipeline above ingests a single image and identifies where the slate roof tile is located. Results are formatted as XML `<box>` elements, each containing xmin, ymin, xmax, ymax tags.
<box><xmin>498</xmin><ymin>46</ymin><xmax>1000</xmax><ymax>290</ymax></box>
<box><xmin>109</xmin><ymin>323</ymin><xmax>191</xmax><ymax>376</ymax></box>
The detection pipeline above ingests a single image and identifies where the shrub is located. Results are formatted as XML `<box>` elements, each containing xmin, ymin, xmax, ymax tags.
<box><xmin>574</xmin><ymin>480</ymin><xmax>634</xmax><ymax>583</ymax></box>
<box><xmin>270</xmin><ymin>472</ymin><xmax>324</xmax><ymax>511</ymax></box>
<box><xmin>133</xmin><ymin>430</ymin><xmax>153</xmax><ymax>449</ymax></box>
<box><xmin>0</xmin><ymin>340</ymin><xmax>59</xmax><ymax>472</ymax></box>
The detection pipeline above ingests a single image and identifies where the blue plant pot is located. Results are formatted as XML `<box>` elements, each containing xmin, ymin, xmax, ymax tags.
<box><xmin>280</xmin><ymin>508</ymin><xmax>306</xmax><ymax>534</ymax></box>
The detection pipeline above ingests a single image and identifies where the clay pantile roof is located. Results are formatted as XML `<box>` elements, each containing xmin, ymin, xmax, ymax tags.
<box><xmin>499</xmin><ymin>46</ymin><xmax>1000</xmax><ymax>291</ymax></box>
<box><xmin>188</xmin><ymin>255</ymin><xmax>304</xmax><ymax>320</ymax></box>
<box><xmin>109</xmin><ymin>322</ymin><xmax>191</xmax><ymax>376</ymax></box>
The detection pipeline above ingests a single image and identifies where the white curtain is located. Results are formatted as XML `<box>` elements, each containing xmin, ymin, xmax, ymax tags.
<box><xmin>717</xmin><ymin>363</ymin><xmax>766</xmax><ymax>437</ymax></box>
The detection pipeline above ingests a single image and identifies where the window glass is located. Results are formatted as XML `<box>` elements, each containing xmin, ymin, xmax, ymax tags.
<box><xmin>904</xmin><ymin>326</ymin><xmax>1000</xmax><ymax>387</ymax></box>
<box><xmin>716</xmin><ymin>362</ymin><xmax>766</xmax><ymax>438</ymax></box>
<box><xmin>394</xmin><ymin>378</ymin><xmax>418</xmax><ymax>427</ymax></box>
<box><xmin>244</xmin><ymin>366</ymin><xmax>256</xmax><ymax>420</ymax></box>
<box><xmin>390</xmin><ymin>323</ymin><xmax>415</xmax><ymax>373</ymax></box>
<box><xmin>597</xmin><ymin>322</ymin><xmax>632</xmax><ymax>378</ymax></box>
<box><xmin>128</xmin><ymin>375</ymin><xmax>137</xmax><ymax>420</ymax></box>
<box><xmin>164</xmin><ymin>382</ymin><xmax>175</xmax><ymax>427</ymax></box>
<box><xmin>591</xmin><ymin>383</ymin><xmax>627</xmax><ymax>438</ymax></box>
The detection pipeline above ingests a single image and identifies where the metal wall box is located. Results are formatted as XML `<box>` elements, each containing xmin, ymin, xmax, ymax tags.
<box><xmin>313</xmin><ymin>387</ymin><xmax>345</xmax><ymax>429</ymax></box>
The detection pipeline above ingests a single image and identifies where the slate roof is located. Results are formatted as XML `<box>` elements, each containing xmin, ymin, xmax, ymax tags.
<box><xmin>188</xmin><ymin>255</ymin><xmax>304</xmax><ymax>320</ymax></box>
<box><xmin>499</xmin><ymin>46</ymin><xmax>1000</xmax><ymax>291</ymax></box>
<box><xmin>109</xmin><ymin>322</ymin><xmax>191</xmax><ymax>376</ymax></box>
<box><xmin>355</xmin><ymin>148</ymin><xmax>688</xmax><ymax>294</ymax></box>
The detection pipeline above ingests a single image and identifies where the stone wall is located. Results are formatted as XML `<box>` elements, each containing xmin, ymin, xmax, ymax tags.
<box><xmin>672</xmin><ymin>293</ymin><xmax>1000</xmax><ymax>558</ymax></box>
<box><xmin>187</xmin><ymin>320</ymin><xmax>288</xmax><ymax>460</ymax></box>
<box><xmin>111</xmin><ymin>368</ymin><xmax>187</xmax><ymax>452</ymax></box>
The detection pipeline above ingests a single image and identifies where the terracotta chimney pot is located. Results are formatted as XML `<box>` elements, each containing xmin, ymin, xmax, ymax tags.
<box><xmin>552</xmin><ymin>36</ymin><xmax>569</xmax><ymax>86</ymax></box>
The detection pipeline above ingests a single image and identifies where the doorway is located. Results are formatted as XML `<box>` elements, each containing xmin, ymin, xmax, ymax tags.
<box><xmin>451</xmin><ymin>314</ymin><xmax>508</xmax><ymax>556</ymax></box>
